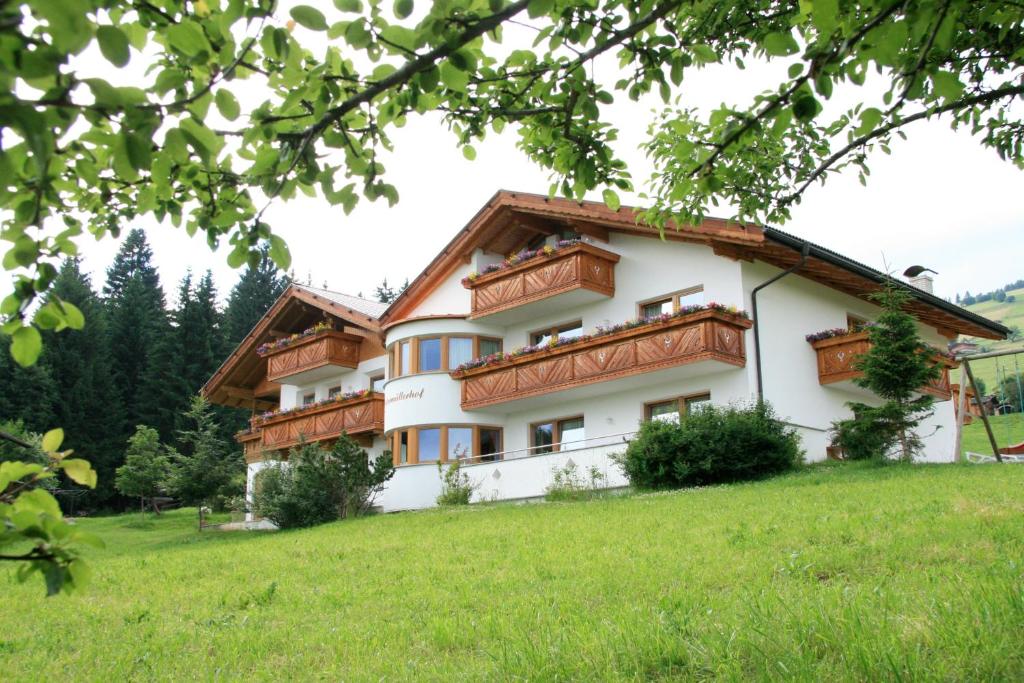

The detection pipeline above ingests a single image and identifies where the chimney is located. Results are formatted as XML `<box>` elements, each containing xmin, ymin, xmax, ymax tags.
<box><xmin>909</xmin><ymin>274</ymin><xmax>934</xmax><ymax>293</ymax></box>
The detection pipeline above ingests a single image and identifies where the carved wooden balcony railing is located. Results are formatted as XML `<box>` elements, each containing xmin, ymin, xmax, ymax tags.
<box><xmin>245</xmin><ymin>392</ymin><xmax>385</xmax><ymax>452</ymax></box>
<box><xmin>464</xmin><ymin>243</ymin><xmax>619</xmax><ymax>320</ymax></box>
<box><xmin>810</xmin><ymin>331</ymin><xmax>955</xmax><ymax>400</ymax></box>
<box><xmin>451</xmin><ymin>310</ymin><xmax>751</xmax><ymax>410</ymax></box>
<box><xmin>259</xmin><ymin>330</ymin><xmax>362</xmax><ymax>383</ymax></box>
<box><xmin>237</xmin><ymin>429</ymin><xmax>264</xmax><ymax>464</ymax></box>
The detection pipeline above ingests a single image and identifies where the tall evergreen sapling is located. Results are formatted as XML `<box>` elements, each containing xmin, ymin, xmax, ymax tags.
<box><xmin>834</xmin><ymin>283</ymin><xmax>941</xmax><ymax>461</ymax></box>
<box><xmin>166</xmin><ymin>396</ymin><xmax>244</xmax><ymax>511</ymax></box>
<box><xmin>115</xmin><ymin>426</ymin><xmax>172</xmax><ymax>514</ymax></box>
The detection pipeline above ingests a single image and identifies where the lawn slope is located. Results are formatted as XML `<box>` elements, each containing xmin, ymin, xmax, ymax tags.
<box><xmin>4</xmin><ymin>463</ymin><xmax>1024</xmax><ymax>681</ymax></box>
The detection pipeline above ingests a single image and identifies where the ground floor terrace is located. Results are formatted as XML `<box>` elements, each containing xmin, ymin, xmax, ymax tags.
<box><xmin>243</xmin><ymin>364</ymin><xmax>959</xmax><ymax>514</ymax></box>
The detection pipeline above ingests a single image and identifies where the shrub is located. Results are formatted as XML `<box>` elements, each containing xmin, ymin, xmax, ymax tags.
<box><xmin>115</xmin><ymin>425</ymin><xmax>172</xmax><ymax>513</ymax></box>
<box><xmin>253</xmin><ymin>436</ymin><xmax>394</xmax><ymax>529</ymax></box>
<box><xmin>617</xmin><ymin>402</ymin><xmax>801</xmax><ymax>489</ymax></box>
<box><xmin>545</xmin><ymin>461</ymin><xmax>608</xmax><ymax>501</ymax></box>
<box><xmin>436</xmin><ymin>459</ymin><xmax>476</xmax><ymax>506</ymax></box>
<box><xmin>831</xmin><ymin>404</ymin><xmax>902</xmax><ymax>460</ymax></box>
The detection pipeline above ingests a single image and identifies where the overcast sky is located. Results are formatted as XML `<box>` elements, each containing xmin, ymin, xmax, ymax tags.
<box><xmin>57</xmin><ymin>17</ymin><xmax>1024</xmax><ymax>307</ymax></box>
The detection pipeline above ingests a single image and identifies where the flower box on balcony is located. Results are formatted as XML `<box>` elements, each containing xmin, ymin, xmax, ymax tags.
<box><xmin>808</xmin><ymin>331</ymin><xmax>955</xmax><ymax>399</ymax></box>
<box><xmin>259</xmin><ymin>330</ymin><xmax>362</xmax><ymax>383</ymax></box>
<box><xmin>254</xmin><ymin>391</ymin><xmax>385</xmax><ymax>451</ymax></box>
<box><xmin>451</xmin><ymin>309</ymin><xmax>751</xmax><ymax>410</ymax></box>
<box><xmin>464</xmin><ymin>243</ymin><xmax>619</xmax><ymax>321</ymax></box>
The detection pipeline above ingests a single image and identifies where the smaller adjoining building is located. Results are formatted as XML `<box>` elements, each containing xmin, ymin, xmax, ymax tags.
<box><xmin>202</xmin><ymin>191</ymin><xmax>1008</xmax><ymax>513</ymax></box>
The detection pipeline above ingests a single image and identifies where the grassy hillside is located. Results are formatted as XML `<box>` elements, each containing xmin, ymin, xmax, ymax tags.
<box><xmin>961</xmin><ymin>411</ymin><xmax>1024</xmax><ymax>455</ymax></box>
<box><xmin>953</xmin><ymin>285</ymin><xmax>1024</xmax><ymax>391</ymax></box>
<box><xmin>4</xmin><ymin>463</ymin><xmax>1024</xmax><ymax>680</ymax></box>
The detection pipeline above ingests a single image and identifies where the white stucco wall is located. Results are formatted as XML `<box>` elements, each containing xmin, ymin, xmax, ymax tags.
<box><xmin>280</xmin><ymin>355</ymin><xmax>387</xmax><ymax>408</ymax></box>
<box><xmin>740</xmin><ymin>260</ymin><xmax>957</xmax><ymax>462</ymax></box>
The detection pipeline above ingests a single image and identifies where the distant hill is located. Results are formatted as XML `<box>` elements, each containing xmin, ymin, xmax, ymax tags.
<box><xmin>953</xmin><ymin>286</ymin><xmax>1024</xmax><ymax>394</ymax></box>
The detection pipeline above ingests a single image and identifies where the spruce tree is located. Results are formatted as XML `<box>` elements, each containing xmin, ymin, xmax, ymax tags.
<box><xmin>0</xmin><ymin>339</ymin><xmax>58</xmax><ymax>432</ymax></box>
<box><xmin>167</xmin><ymin>396</ymin><xmax>244</xmax><ymax>511</ymax></box>
<box><xmin>115</xmin><ymin>425</ymin><xmax>173</xmax><ymax>514</ymax></box>
<box><xmin>41</xmin><ymin>259</ymin><xmax>124</xmax><ymax>505</ymax></box>
<box><xmin>224</xmin><ymin>246</ymin><xmax>288</xmax><ymax>347</ymax></box>
<box><xmin>105</xmin><ymin>231</ymin><xmax>168</xmax><ymax>438</ymax></box>
<box><xmin>837</xmin><ymin>283</ymin><xmax>942</xmax><ymax>462</ymax></box>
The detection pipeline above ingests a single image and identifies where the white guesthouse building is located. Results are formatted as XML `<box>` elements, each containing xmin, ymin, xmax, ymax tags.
<box><xmin>202</xmin><ymin>191</ymin><xmax>1008</xmax><ymax>513</ymax></box>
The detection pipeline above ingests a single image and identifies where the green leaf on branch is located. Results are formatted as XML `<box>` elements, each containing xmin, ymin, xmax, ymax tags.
<box><xmin>96</xmin><ymin>26</ymin><xmax>131</xmax><ymax>67</ymax></box>
<box><xmin>394</xmin><ymin>0</ymin><xmax>414</xmax><ymax>19</ymax></box>
<box><xmin>602</xmin><ymin>188</ymin><xmax>621</xmax><ymax>211</ymax></box>
<box><xmin>41</xmin><ymin>428</ymin><xmax>64</xmax><ymax>453</ymax></box>
<box><xmin>291</xmin><ymin>6</ymin><xmax>329</xmax><ymax>31</ymax></box>
<box><xmin>855</xmin><ymin>107</ymin><xmax>883</xmax><ymax>136</ymax></box>
<box><xmin>60</xmin><ymin>459</ymin><xmax>97</xmax><ymax>488</ymax></box>
<box><xmin>268</xmin><ymin>235</ymin><xmax>292</xmax><ymax>270</ymax></box>
<box><xmin>792</xmin><ymin>94</ymin><xmax>821</xmax><ymax>122</ymax></box>
<box><xmin>166</xmin><ymin>21</ymin><xmax>211</xmax><ymax>57</ymax></box>
<box><xmin>334</xmin><ymin>0</ymin><xmax>362</xmax><ymax>12</ymax></box>
<box><xmin>215</xmin><ymin>89</ymin><xmax>241</xmax><ymax>121</ymax></box>
<box><xmin>10</xmin><ymin>326</ymin><xmax>42</xmax><ymax>366</ymax></box>
<box><xmin>763</xmin><ymin>31</ymin><xmax>799</xmax><ymax>57</ymax></box>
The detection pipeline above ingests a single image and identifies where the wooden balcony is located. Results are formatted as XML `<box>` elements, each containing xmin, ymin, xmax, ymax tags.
<box><xmin>260</xmin><ymin>330</ymin><xmax>362</xmax><ymax>384</ymax></box>
<box><xmin>451</xmin><ymin>310</ymin><xmax>751</xmax><ymax>410</ymax></box>
<box><xmin>237</xmin><ymin>429</ymin><xmax>264</xmax><ymax>464</ymax></box>
<box><xmin>242</xmin><ymin>392</ymin><xmax>385</xmax><ymax>453</ymax></box>
<box><xmin>465</xmin><ymin>243</ymin><xmax>619</xmax><ymax>323</ymax></box>
<box><xmin>810</xmin><ymin>331</ymin><xmax>955</xmax><ymax>400</ymax></box>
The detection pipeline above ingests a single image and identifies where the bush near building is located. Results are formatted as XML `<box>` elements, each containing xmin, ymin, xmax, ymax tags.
<box><xmin>617</xmin><ymin>402</ymin><xmax>802</xmax><ymax>489</ymax></box>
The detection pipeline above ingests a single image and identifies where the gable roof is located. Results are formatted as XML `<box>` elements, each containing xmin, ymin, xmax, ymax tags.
<box><xmin>201</xmin><ymin>284</ymin><xmax>384</xmax><ymax>409</ymax></box>
<box><xmin>380</xmin><ymin>190</ymin><xmax>1007</xmax><ymax>340</ymax></box>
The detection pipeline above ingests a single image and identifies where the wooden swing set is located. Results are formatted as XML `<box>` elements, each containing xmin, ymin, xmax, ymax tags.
<box><xmin>954</xmin><ymin>346</ymin><xmax>1024</xmax><ymax>463</ymax></box>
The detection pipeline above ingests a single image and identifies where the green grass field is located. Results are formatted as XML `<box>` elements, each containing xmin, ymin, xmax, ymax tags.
<box><xmin>961</xmin><ymin>411</ymin><xmax>1024</xmax><ymax>455</ymax></box>
<box><xmin>4</xmin><ymin>463</ymin><xmax>1024</xmax><ymax>680</ymax></box>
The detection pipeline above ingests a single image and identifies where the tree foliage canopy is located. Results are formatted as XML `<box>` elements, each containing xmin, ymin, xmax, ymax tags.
<box><xmin>2</xmin><ymin>0</ymin><xmax>1022</xmax><ymax>362</ymax></box>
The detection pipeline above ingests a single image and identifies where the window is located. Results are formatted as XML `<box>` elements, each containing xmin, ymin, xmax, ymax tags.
<box><xmin>371</xmin><ymin>374</ymin><xmax>386</xmax><ymax>392</ymax></box>
<box><xmin>641</xmin><ymin>298</ymin><xmax>673</xmax><ymax>319</ymax></box>
<box><xmin>391</xmin><ymin>335</ymin><xmax>503</xmax><ymax>377</ymax></box>
<box><xmin>479</xmin><ymin>428</ymin><xmax>502</xmax><ymax>462</ymax></box>
<box><xmin>390</xmin><ymin>425</ymin><xmax>504</xmax><ymax>466</ymax></box>
<box><xmin>559</xmin><ymin>229</ymin><xmax>581</xmax><ymax>241</ymax></box>
<box><xmin>448</xmin><ymin>427</ymin><xmax>473</xmax><ymax>460</ymax></box>
<box><xmin>418</xmin><ymin>428</ymin><xmax>441</xmax><ymax>462</ymax></box>
<box><xmin>301</xmin><ymin>391</ymin><xmax>316</xmax><ymax>406</ymax></box>
<box><xmin>559</xmin><ymin>417</ymin><xmax>585</xmax><ymax>447</ymax></box>
<box><xmin>448</xmin><ymin>337</ymin><xmax>473</xmax><ymax>369</ymax></box>
<box><xmin>532</xmin><ymin>421</ymin><xmax>555</xmax><ymax>454</ymax></box>
<box><xmin>638</xmin><ymin>286</ymin><xmax>704</xmax><ymax>317</ymax></box>
<box><xmin>327</xmin><ymin>385</ymin><xmax>342</xmax><ymax>399</ymax></box>
<box><xmin>398</xmin><ymin>430</ymin><xmax>409</xmax><ymax>464</ymax></box>
<box><xmin>531</xmin><ymin>416</ymin><xmax>585</xmax><ymax>454</ymax></box>
<box><xmin>531</xmin><ymin>320</ymin><xmax>583</xmax><ymax>346</ymax></box>
<box><xmin>399</xmin><ymin>341</ymin><xmax>411</xmax><ymax>376</ymax></box>
<box><xmin>645</xmin><ymin>393</ymin><xmax>711</xmax><ymax>422</ymax></box>
<box><xmin>847</xmin><ymin>314</ymin><xmax>868</xmax><ymax>331</ymax></box>
<box><xmin>419</xmin><ymin>337</ymin><xmax>442</xmax><ymax>372</ymax></box>
<box><xmin>479</xmin><ymin>337</ymin><xmax>502</xmax><ymax>357</ymax></box>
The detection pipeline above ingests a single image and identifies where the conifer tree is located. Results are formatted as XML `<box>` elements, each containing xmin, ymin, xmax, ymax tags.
<box><xmin>224</xmin><ymin>246</ymin><xmax>289</xmax><ymax>348</ymax></box>
<box><xmin>166</xmin><ymin>396</ymin><xmax>244</xmax><ymax>511</ymax></box>
<box><xmin>836</xmin><ymin>283</ymin><xmax>942</xmax><ymax>462</ymax></box>
<box><xmin>41</xmin><ymin>259</ymin><xmax>123</xmax><ymax>505</ymax></box>
<box><xmin>115</xmin><ymin>425</ymin><xmax>172</xmax><ymax>514</ymax></box>
<box><xmin>0</xmin><ymin>339</ymin><xmax>58</xmax><ymax>432</ymax></box>
<box><xmin>105</xmin><ymin>231</ymin><xmax>169</xmax><ymax>436</ymax></box>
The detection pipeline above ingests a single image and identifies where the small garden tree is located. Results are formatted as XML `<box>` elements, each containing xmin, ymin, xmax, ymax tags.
<box><xmin>833</xmin><ymin>283</ymin><xmax>941</xmax><ymax>461</ymax></box>
<box><xmin>436</xmin><ymin>459</ymin><xmax>476</xmax><ymax>506</ymax></box>
<box><xmin>115</xmin><ymin>426</ymin><xmax>172</xmax><ymax>514</ymax></box>
<box><xmin>166</xmin><ymin>396</ymin><xmax>244</xmax><ymax>511</ymax></box>
<box><xmin>254</xmin><ymin>436</ymin><xmax>394</xmax><ymax>529</ymax></box>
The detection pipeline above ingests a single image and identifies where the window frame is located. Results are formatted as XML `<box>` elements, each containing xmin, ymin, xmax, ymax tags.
<box><xmin>846</xmin><ymin>313</ymin><xmax>869</xmax><ymax>331</ymax></box>
<box><xmin>529</xmin><ymin>414</ymin><xmax>586</xmax><ymax>454</ymax></box>
<box><xmin>529</xmin><ymin>320</ymin><xmax>584</xmax><ymax>346</ymax></box>
<box><xmin>636</xmin><ymin>285</ymin><xmax>705</xmax><ymax>318</ymax></box>
<box><xmin>301</xmin><ymin>391</ymin><xmax>316</xmax><ymax>406</ymax></box>
<box><xmin>644</xmin><ymin>392</ymin><xmax>712</xmax><ymax>422</ymax></box>
<box><xmin>327</xmin><ymin>385</ymin><xmax>342</xmax><ymax>399</ymax></box>
<box><xmin>388</xmin><ymin>334</ymin><xmax>504</xmax><ymax>377</ymax></box>
<box><xmin>370</xmin><ymin>373</ymin><xmax>386</xmax><ymax>392</ymax></box>
<box><xmin>417</xmin><ymin>336</ymin><xmax>443</xmax><ymax>372</ymax></box>
<box><xmin>390</xmin><ymin>424</ymin><xmax>504</xmax><ymax>466</ymax></box>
